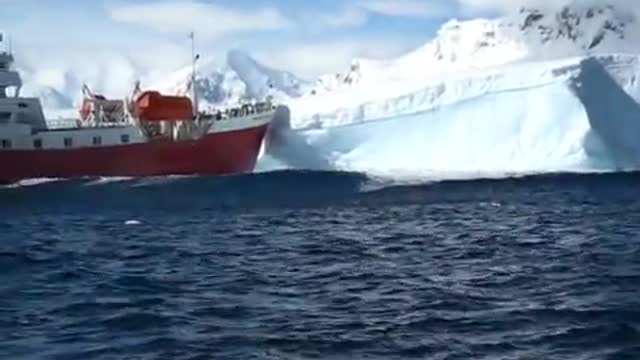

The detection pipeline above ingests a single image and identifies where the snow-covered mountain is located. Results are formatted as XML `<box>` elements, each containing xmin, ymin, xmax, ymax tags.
<box><xmin>16</xmin><ymin>1</ymin><xmax>640</xmax><ymax>115</ymax></box>
<box><xmin>14</xmin><ymin>48</ymin><xmax>310</xmax><ymax>116</ymax></box>
<box><xmin>153</xmin><ymin>50</ymin><xmax>310</xmax><ymax>110</ymax></box>
<box><xmin>262</xmin><ymin>1</ymin><xmax>640</xmax><ymax>177</ymax></box>
<box><xmin>271</xmin><ymin>2</ymin><xmax>640</xmax><ymax>127</ymax></box>
<box><xmin>308</xmin><ymin>3</ymin><xmax>638</xmax><ymax>93</ymax></box>
<box><xmin>288</xmin><ymin>3</ymin><xmax>639</xmax><ymax>111</ymax></box>
<box><xmin>397</xmin><ymin>3</ymin><xmax>636</xmax><ymax>70</ymax></box>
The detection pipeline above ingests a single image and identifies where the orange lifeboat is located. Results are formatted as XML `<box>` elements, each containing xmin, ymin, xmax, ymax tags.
<box><xmin>79</xmin><ymin>99</ymin><xmax>92</xmax><ymax>120</ymax></box>
<box><xmin>134</xmin><ymin>91</ymin><xmax>194</xmax><ymax>121</ymax></box>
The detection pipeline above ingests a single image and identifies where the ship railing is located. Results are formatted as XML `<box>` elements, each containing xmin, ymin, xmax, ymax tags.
<box><xmin>208</xmin><ymin>100</ymin><xmax>275</xmax><ymax>121</ymax></box>
<box><xmin>92</xmin><ymin>100</ymin><xmax>131</xmax><ymax>125</ymax></box>
<box><xmin>47</xmin><ymin>116</ymin><xmax>132</xmax><ymax>130</ymax></box>
<box><xmin>46</xmin><ymin>118</ymin><xmax>83</xmax><ymax>130</ymax></box>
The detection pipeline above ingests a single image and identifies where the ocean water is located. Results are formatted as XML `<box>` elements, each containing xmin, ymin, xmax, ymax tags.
<box><xmin>1</xmin><ymin>170</ymin><xmax>640</xmax><ymax>359</ymax></box>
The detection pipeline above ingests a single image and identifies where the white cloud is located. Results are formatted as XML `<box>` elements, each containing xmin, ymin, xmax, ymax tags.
<box><xmin>457</xmin><ymin>0</ymin><xmax>568</xmax><ymax>14</ymax></box>
<box><xmin>318</xmin><ymin>7</ymin><xmax>369</xmax><ymax>27</ymax></box>
<box><xmin>359</xmin><ymin>0</ymin><xmax>454</xmax><ymax>18</ymax></box>
<box><xmin>109</xmin><ymin>0</ymin><xmax>464</xmax><ymax>38</ymax></box>
<box><xmin>254</xmin><ymin>35</ymin><xmax>425</xmax><ymax>78</ymax></box>
<box><xmin>110</xmin><ymin>0</ymin><xmax>292</xmax><ymax>38</ymax></box>
<box><xmin>106</xmin><ymin>0</ymin><xmax>472</xmax><ymax>39</ymax></box>
<box><xmin>294</xmin><ymin>0</ymin><xmax>455</xmax><ymax>31</ymax></box>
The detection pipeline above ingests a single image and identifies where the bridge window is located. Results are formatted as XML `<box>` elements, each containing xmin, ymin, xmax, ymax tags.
<box><xmin>33</xmin><ymin>139</ymin><xmax>42</xmax><ymax>149</ymax></box>
<box><xmin>64</xmin><ymin>137</ymin><xmax>73</xmax><ymax>147</ymax></box>
<box><xmin>92</xmin><ymin>136</ymin><xmax>102</xmax><ymax>145</ymax></box>
<box><xmin>0</xmin><ymin>112</ymin><xmax>11</xmax><ymax>124</ymax></box>
<box><xmin>121</xmin><ymin>134</ymin><xmax>130</xmax><ymax>144</ymax></box>
<box><xmin>1</xmin><ymin>139</ymin><xmax>11</xmax><ymax>149</ymax></box>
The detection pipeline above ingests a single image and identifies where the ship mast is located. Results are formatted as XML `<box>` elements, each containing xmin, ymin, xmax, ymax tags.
<box><xmin>189</xmin><ymin>31</ymin><xmax>199</xmax><ymax>118</ymax></box>
<box><xmin>0</xmin><ymin>32</ymin><xmax>21</xmax><ymax>99</ymax></box>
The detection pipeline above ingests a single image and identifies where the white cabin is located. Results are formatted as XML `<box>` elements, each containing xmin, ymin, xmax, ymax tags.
<box><xmin>0</xmin><ymin>47</ymin><xmax>146</xmax><ymax>150</ymax></box>
<box><xmin>0</xmin><ymin>34</ymin><xmax>276</xmax><ymax>152</ymax></box>
<box><xmin>0</xmin><ymin>51</ymin><xmax>48</xmax><ymax>132</ymax></box>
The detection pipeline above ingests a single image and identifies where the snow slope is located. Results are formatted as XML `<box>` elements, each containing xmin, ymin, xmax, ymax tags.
<box><xmin>284</xmin><ymin>3</ymin><xmax>640</xmax><ymax>129</ymax></box>
<box><xmin>153</xmin><ymin>50</ymin><xmax>309</xmax><ymax>111</ymax></box>
<box><xmin>261</xmin><ymin>2</ymin><xmax>640</xmax><ymax>178</ymax></box>
<box><xmin>13</xmin><ymin>48</ymin><xmax>310</xmax><ymax>118</ymax></box>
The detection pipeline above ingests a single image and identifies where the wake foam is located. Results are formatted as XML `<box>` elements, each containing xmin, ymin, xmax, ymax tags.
<box><xmin>0</xmin><ymin>177</ymin><xmax>64</xmax><ymax>189</ymax></box>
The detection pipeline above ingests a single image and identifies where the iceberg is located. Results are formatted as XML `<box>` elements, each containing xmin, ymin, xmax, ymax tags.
<box><xmin>262</xmin><ymin>2</ymin><xmax>640</xmax><ymax>179</ymax></box>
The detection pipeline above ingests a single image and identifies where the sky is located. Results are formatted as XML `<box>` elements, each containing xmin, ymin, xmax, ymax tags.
<box><xmin>5</xmin><ymin>0</ymin><xmax>620</xmax><ymax>100</ymax></box>
<box><xmin>0</xmin><ymin>0</ymin><xmax>528</xmax><ymax>79</ymax></box>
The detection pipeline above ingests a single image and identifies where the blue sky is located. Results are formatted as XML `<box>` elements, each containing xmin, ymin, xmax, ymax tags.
<box><xmin>0</xmin><ymin>0</ymin><xmax>511</xmax><ymax>79</ymax></box>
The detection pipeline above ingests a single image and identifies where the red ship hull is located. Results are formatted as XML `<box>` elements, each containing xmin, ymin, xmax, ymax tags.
<box><xmin>0</xmin><ymin>123</ymin><xmax>268</xmax><ymax>184</ymax></box>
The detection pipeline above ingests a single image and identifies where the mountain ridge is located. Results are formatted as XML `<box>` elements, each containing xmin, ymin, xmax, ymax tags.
<box><xmin>13</xmin><ymin>2</ymin><xmax>640</xmax><ymax>115</ymax></box>
<box><xmin>314</xmin><ymin>2</ymin><xmax>639</xmax><ymax>92</ymax></box>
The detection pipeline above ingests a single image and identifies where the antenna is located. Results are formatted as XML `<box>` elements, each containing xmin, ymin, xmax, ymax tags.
<box><xmin>0</xmin><ymin>32</ymin><xmax>11</xmax><ymax>54</ymax></box>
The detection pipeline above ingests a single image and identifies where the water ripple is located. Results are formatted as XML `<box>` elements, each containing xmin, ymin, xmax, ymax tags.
<box><xmin>1</xmin><ymin>171</ymin><xmax>640</xmax><ymax>359</ymax></box>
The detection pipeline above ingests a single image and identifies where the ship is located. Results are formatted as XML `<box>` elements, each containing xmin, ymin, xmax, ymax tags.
<box><xmin>0</xmin><ymin>35</ymin><xmax>276</xmax><ymax>184</ymax></box>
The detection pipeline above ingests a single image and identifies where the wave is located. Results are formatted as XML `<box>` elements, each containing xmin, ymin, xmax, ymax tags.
<box><xmin>3</xmin><ymin>169</ymin><xmax>640</xmax><ymax>213</ymax></box>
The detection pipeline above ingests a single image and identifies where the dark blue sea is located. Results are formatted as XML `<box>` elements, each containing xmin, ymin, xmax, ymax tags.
<box><xmin>1</xmin><ymin>170</ymin><xmax>640</xmax><ymax>359</ymax></box>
